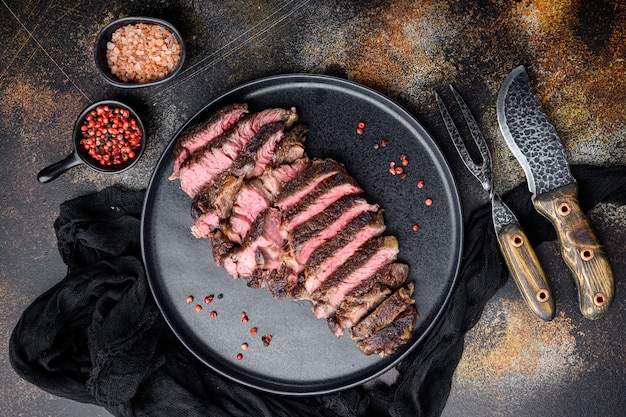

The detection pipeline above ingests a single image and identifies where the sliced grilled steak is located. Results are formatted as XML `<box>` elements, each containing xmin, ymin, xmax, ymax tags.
<box><xmin>171</xmin><ymin>103</ymin><xmax>418</xmax><ymax>356</ymax></box>
<box><xmin>223</xmin><ymin>207</ymin><xmax>283</xmax><ymax>278</ymax></box>
<box><xmin>256</xmin><ymin>204</ymin><xmax>382</xmax><ymax>300</ymax></box>
<box><xmin>171</xmin><ymin>103</ymin><xmax>249</xmax><ymax>179</ymax></box>
<box><xmin>328</xmin><ymin>263</ymin><xmax>409</xmax><ymax>337</ymax></box>
<box><xmin>274</xmin><ymin>159</ymin><xmax>345</xmax><ymax>210</ymax></box>
<box><xmin>290</xmin><ymin>195</ymin><xmax>378</xmax><ymax>265</ymax></box>
<box><xmin>251</xmin><ymin>249</ymin><xmax>302</xmax><ymax>298</ymax></box>
<box><xmin>282</xmin><ymin>171</ymin><xmax>363</xmax><ymax>233</ymax></box>
<box><xmin>190</xmin><ymin>174</ymin><xmax>244</xmax><ymax>238</ymax></box>
<box><xmin>349</xmin><ymin>282</ymin><xmax>414</xmax><ymax>340</ymax></box>
<box><xmin>302</xmin><ymin>210</ymin><xmax>386</xmax><ymax>295</ymax></box>
<box><xmin>310</xmin><ymin>236</ymin><xmax>399</xmax><ymax>319</ymax></box>
<box><xmin>178</xmin><ymin>107</ymin><xmax>298</xmax><ymax>197</ymax></box>
<box><xmin>356</xmin><ymin>306</ymin><xmax>417</xmax><ymax>356</ymax></box>
<box><xmin>189</xmin><ymin>126</ymin><xmax>307</xmax><ymax>240</ymax></box>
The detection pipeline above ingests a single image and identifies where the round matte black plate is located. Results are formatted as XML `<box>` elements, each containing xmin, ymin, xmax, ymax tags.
<box><xmin>141</xmin><ymin>74</ymin><xmax>463</xmax><ymax>395</ymax></box>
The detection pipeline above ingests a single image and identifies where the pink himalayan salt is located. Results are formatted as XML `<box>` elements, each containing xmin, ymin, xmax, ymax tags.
<box><xmin>106</xmin><ymin>22</ymin><xmax>182</xmax><ymax>83</ymax></box>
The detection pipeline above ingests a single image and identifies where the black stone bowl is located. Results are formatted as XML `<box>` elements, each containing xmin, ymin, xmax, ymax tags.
<box><xmin>37</xmin><ymin>100</ymin><xmax>146</xmax><ymax>183</ymax></box>
<box><xmin>94</xmin><ymin>16</ymin><xmax>186</xmax><ymax>88</ymax></box>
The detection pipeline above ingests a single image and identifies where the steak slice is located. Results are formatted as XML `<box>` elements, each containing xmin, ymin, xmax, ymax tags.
<box><xmin>290</xmin><ymin>195</ymin><xmax>378</xmax><ymax>265</ymax></box>
<box><xmin>310</xmin><ymin>236</ymin><xmax>399</xmax><ymax>319</ymax></box>
<box><xmin>190</xmin><ymin>127</ymin><xmax>308</xmax><ymax>241</ymax></box>
<box><xmin>274</xmin><ymin>159</ymin><xmax>345</xmax><ymax>210</ymax></box>
<box><xmin>190</xmin><ymin>174</ymin><xmax>244</xmax><ymax>238</ymax></box>
<box><xmin>271</xmin><ymin>124</ymin><xmax>308</xmax><ymax>165</ymax></box>
<box><xmin>208</xmin><ymin>230</ymin><xmax>235</xmax><ymax>267</ymax></box>
<box><xmin>349</xmin><ymin>282</ymin><xmax>415</xmax><ymax>340</ymax></box>
<box><xmin>356</xmin><ymin>306</ymin><xmax>418</xmax><ymax>356</ymax></box>
<box><xmin>230</xmin><ymin>122</ymin><xmax>285</xmax><ymax>179</ymax></box>
<box><xmin>302</xmin><ymin>210</ymin><xmax>386</xmax><ymax>296</ymax></box>
<box><xmin>328</xmin><ymin>263</ymin><xmax>409</xmax><ymax>337</ymax></box>
<box><xmin>226</xmin><ymin>114</ymin><xmax>304</xmax><ymax>181</ymax></box>
<box><xmin>171</xmin><ymin>103</ymin><xmax>249</xmax><ymax>179</ymax></box>
<box><xmin>178</xmin><ymin>107</ymin><xmax>298</xmax><ymax>197</ymax></box>
<box><xmin>251</xmin><ymin>258</ymin><xmax>300</xmax><ymax>299</ymax></box>
<box><xmin>223</xmin><ymin>207</ymin><xmax>283</xmax><ymax>278</ymax></box>
<box><xmin>258</xmin><ymin>157</ymin><xmax>311</xmax><ymax>198</ymax></box>
<box><xmin>228</xmin><ymin>182</ymin><xmax>271</xmax><ymax>244</ymax></box>
<box><xmin>282</xmin><ymin>171</ymin><xmax>363</xmax><ymax>233</ymax></box>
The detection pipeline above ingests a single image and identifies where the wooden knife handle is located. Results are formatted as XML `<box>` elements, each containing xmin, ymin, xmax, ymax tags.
<box><xmin>497</xmin><ymin>223</ymin><xmax>555</xmax><ymax>321</ymax></box>
<box><xmin>533</xmin><ymin>183</ymin><xmax>615</xmax><ymax>319</ymax></box>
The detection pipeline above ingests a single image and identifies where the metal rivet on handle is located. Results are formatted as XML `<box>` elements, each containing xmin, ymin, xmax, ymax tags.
<box><xmin>594</xmin><ymin>292</ymin><xmax>607</xmax><ymax>307</ymax></box>
<box><xmin>536</xmin><ymin>289</ymin><xmax>550</xmax><ymax>303</ymax></box>
<box><xmin>581</xmin><ymin>248</ymin><xmax>595</xmax><ymax>261</ymax></box>
<box><xmin>558</xmin><ymin>203</ymin><xmax>571</xmax><ymax>216</ymax></box>
<box><xmin>511</xmin><ymin>233</ymin><xmax>524</xmax><ymax>247</ymax></box>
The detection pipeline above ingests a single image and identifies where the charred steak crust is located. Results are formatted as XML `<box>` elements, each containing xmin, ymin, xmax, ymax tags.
<box><xmin>356</xmin><ymin>306</ymin><xmax>418</xmax><ymax>356</ymax></box>
<box><xmin>190</xmin><ymin>174</ymin><xmax>244</xmax><ymax>225</ymax></box>
<box><xmin>328</xmin><ymin>263</ymin><xmax>409</xmax><ymax>337</ymax></box>
<box><xmin>349</xmin><ymin>282</ymin><xmax>415</xmax><ymax>340</ymax></box>
<box><xmin>208</xmin><ymin>230</ymin><xmax>235</xmax><ymax>267</ymax></box>
<box><xmin>171</xmin><ymin>104</ymin><xmax>418</xmax><ymax>356</ymax></box>
<box><xmin>230</xmin><ymin>122</ymin><xmax>285</xmax><ymax>178</ymax></box>
<box><xmin>272</xmin><ymin>124</ymin><xmax>308</xmax><ymax>164</ymax></box>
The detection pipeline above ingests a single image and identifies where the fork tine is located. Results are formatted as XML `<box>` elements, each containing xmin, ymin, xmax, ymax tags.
<box><xmin>435</xmin><ymin>90</ymin><xmax>485</xmax><ymax>181</ymax></box>
<box><xmin>448</xmin><ymin>85</ymin><xmax>493</xmax><ymax>170</ymax></box>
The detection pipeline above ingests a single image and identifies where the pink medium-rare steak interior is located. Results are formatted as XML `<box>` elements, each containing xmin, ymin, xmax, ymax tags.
<box><xmin>170</xmin><ymin>103</ymin><xmax>418</xmax><ymax>356</ymax></box>
<box><xmin>178</xmin><ymin>107</ymin><xmax>298</xmax><ymax>197</ymax></box>
<box><xmin>171</xmin><ymin>103</ymin><xmax>250</xmax><ymax>178</ymax></box>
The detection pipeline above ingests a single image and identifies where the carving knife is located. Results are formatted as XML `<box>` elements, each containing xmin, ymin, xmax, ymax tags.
<box><xmin>497</xmin><ymin>65</ymin><xmax>615</xmax><ymax>319</ymax></box>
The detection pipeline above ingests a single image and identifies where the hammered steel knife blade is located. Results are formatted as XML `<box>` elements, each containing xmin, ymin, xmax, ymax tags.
<box><xmin>436</xmin><ymin>86</ymin><xmax>555</xmax><ymax>321</ymax></box>
<box><xmin>497</xmin><ymin>65</ymin><xmax>615</xmax><ymax>319</ymax></box>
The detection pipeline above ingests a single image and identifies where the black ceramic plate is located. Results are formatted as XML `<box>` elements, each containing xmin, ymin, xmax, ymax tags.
<box><xmin>141</xmin><ymin>74</ymin><xmax>463</xmax><ymax>395</ymax></box>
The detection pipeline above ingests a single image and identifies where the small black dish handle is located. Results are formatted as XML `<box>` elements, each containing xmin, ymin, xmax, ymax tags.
<box><xmin>37</xmin><ymin>151</ymin><xmax>83</xmax><ymax>183</ymax></box>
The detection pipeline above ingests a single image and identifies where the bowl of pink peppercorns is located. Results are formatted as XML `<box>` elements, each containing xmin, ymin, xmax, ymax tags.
<box><xmin>37</xmin><ymin>100</ymin><xmax>145</xmax><ymax>183</ymax></box>
<box><xmin>94</xmin><ymin>16</ymin><xmax>185</xmax><ymax>88</ymax></box>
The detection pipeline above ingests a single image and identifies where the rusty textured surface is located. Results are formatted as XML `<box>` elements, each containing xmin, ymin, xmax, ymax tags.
<box><xmin>1</xmin><ymin>1</ymin><xmax>624</xmax><ymax>416</ymax></box>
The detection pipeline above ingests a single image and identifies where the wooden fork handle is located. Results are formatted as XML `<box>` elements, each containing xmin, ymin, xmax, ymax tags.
<box><xmin>497</xmin><ymin>222</ymin><xmax>555</xmax><ymax>321</ymax></box>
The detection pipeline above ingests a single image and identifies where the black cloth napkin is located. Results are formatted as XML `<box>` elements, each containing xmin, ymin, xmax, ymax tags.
<box><xmin>10</xmin><ymin>165</ymin><xmax>626</xmax><ymax>417</ymax></box>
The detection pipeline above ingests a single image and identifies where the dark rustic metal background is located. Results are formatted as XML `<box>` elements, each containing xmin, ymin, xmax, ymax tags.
<box><xmin>1</xmin><ymin>1</ymin><xmax>624</xmax><ymax>416</ymax></box>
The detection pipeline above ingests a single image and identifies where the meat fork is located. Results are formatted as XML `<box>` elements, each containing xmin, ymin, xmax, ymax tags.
<box><xmin>435</xmin><ymin>85</ymin><xmax>555</xmax><ymax>321</ymax></box>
